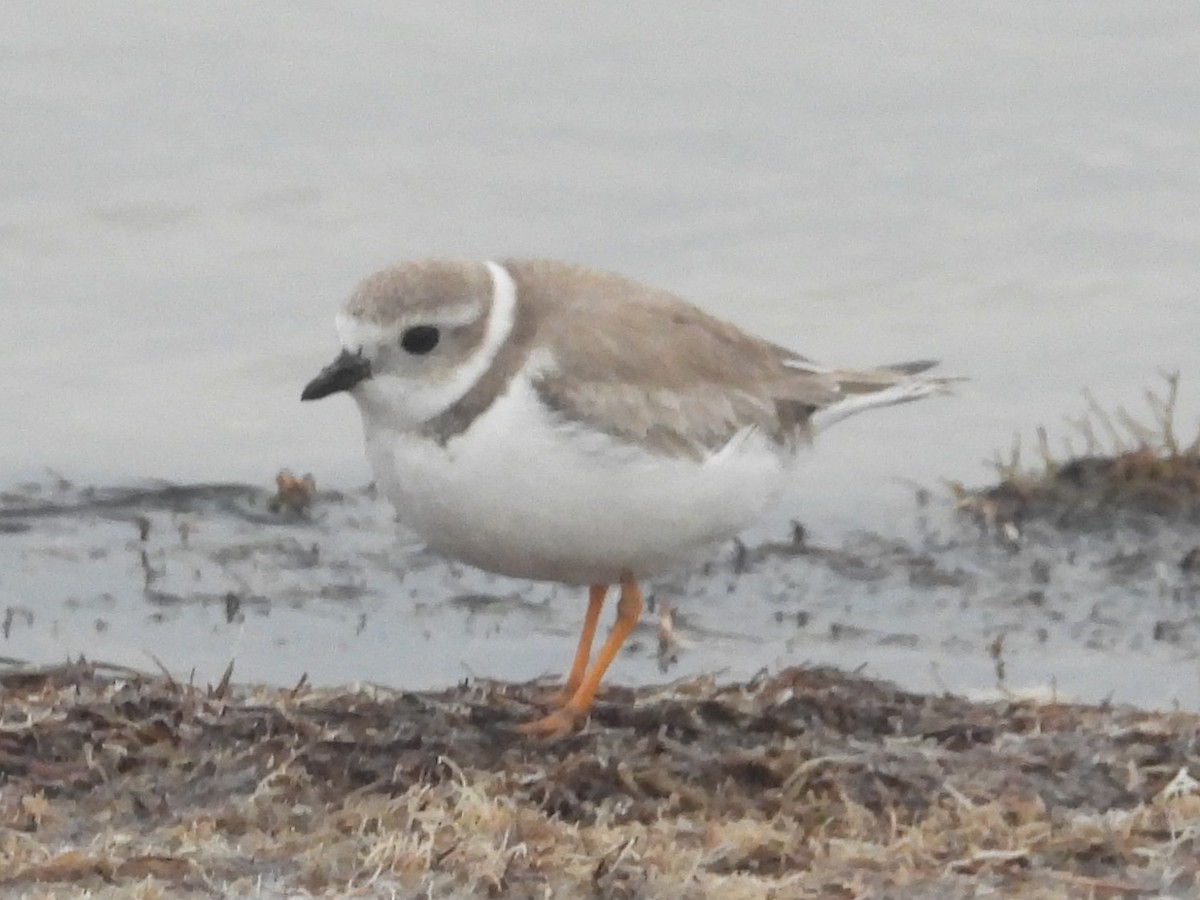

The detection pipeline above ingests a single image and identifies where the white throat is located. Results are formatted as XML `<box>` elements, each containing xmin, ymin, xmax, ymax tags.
<box><xmin>342</xmin><ymin>259</ymin><xmax>519</xmax><ymax>430</ymax></box>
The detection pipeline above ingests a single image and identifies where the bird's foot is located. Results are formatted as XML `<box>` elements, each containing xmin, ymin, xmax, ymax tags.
<box><xmin>515</xmin><ymin>705</ymin><xmax>586</xmax><ymax>739</ymax></box>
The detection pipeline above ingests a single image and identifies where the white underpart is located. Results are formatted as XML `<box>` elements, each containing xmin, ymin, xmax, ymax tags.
<box><xmin>364</xmin><ymin>364</ymin><xmax>794</xmax><ymax>585</ymax></box>
<box><xmin>342</xmin><ymin>260</ymin><xmax>519</xmax><ymax>428</ymax></box>
<box><xmin>811</xmin><ymin>380</ymin><xmax>943</xmax><ymax>432</ymax></box>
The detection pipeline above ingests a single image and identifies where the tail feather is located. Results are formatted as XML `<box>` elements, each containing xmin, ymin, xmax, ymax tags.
<box><xmin>809</xmin><ymin>360</ymin><xmax>957</xmax><ymax>432</ymax></box>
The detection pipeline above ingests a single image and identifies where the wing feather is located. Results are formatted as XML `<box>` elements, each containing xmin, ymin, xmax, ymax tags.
<box><xmin>502</xmin><ymin>260</ymin><xmax>946</xmax><ymax>459</ymax></box>
<box><xmin>505</xmin><ymin>261</ymin><xmax>837</xmax><ymax>458</ymax></box>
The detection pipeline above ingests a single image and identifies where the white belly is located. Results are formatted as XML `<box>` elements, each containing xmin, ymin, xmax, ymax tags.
<box><xmin>361</xmin><ymin>376</ymin><xmax>796</xmax><ymax>585</ymax></box>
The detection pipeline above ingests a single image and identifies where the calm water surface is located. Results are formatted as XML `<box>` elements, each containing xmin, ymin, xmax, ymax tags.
<box><xmin>2</xmin><ymin>4</ymin><xmax>1198</xmax><ymax>701</ymax></box>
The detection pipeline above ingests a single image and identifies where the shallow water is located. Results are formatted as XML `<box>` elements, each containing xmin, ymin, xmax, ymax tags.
<box><xmin>3</xmin><ymin>479</ymin><xmax>1198</xmax><ymax>712</ymax></box>
<box><xmin>2</xmin><ymin>4</ymin><xmax>1199</xmax><ymax>703</ymax></box>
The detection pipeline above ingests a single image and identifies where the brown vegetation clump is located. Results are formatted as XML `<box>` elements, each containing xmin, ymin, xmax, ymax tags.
<box><xmin>2</xmin><ymin>660</ymin><xmax>1198</xmax><ymax>898</ymax></box>
<box><xmin>954</xmin><ymin>373</ymin><xmax>1200</xmax><ymax>534</ymax></box>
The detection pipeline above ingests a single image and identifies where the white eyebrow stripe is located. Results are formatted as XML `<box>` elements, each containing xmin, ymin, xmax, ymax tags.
<box><xmin>335</xmin><ymin>303</ymin><xmax>484</xmax><ymax>351</ymax></box>
<box><xmin>423</xmin><ymin>302</ymin><xmax>486</xmax><ymax>329</ymax></box>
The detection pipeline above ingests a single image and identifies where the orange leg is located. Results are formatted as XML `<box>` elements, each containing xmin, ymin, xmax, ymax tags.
<box><xmin>518</xmin><ymin>577</ymin><xmax>643</xmax><ymax>738</ymax></box>
<box><xmin>545</xmin><ymin>584</ymin><xmax>607</xmax><ymax>705</ymax></box>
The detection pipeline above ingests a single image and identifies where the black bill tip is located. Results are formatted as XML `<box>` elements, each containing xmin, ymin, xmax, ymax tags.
<box><xmin>301</xmin><ymin>349</ymin><xmax>372</xmax><ymax>401</ymax></box>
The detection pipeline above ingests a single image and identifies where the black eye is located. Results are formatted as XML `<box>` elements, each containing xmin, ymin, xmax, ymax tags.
<box><xmin>400</xmin><ymin>325</ymin><xmax>440</xmax><ymax>355</ymax></box>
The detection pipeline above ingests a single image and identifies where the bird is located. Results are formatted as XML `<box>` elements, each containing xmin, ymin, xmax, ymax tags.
<box><xmin>302</xmin><ymin>258</ymin><xmax>951</xmax><ymax>737</ymax></box>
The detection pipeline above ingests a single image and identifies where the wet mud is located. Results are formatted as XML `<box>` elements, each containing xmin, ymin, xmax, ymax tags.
<box><xmin>3</xmin><ymin>462</ymin><xmax>1199</xmax><ymax>708</ymax></box>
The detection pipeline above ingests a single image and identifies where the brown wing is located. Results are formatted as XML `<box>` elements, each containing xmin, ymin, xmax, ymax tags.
<box><xmin>504</xmin><ymin>260</ymin><xmax>843</xmax><ymax>460</ymax></box>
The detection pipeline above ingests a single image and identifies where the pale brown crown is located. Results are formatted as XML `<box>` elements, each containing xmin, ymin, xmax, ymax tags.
<box><xmin>345</xmin><ymin>259</ymin><xmax>493</xmax><ymax>326</ymax></box>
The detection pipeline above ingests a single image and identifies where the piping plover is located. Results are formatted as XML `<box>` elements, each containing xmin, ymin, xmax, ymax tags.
<box><xmin>302</xmin><ymin>258</ymin><xmax>951</xmax><ymax>736</ymax></box>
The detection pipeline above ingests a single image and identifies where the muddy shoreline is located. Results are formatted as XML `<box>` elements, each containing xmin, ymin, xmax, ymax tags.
<box><xmin>4</xmin><ymin>423</ymin><xmax>1200</xmax><ymax>895</ymax></box>
<box><xmin>3</xmin><ymin>467</ymin><xmax>1199</xmax><ymax>708</ymax></box>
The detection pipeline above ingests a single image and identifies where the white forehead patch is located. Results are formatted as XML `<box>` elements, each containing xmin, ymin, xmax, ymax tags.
<box><xmin>335</xmin><ymin>312</ymin><xmax>389</xmax><ymax>352</ymax></box>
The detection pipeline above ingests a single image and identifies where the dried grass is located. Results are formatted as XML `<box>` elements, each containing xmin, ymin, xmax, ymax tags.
<box><xmin>2</xmin><ymin>661</ymin><xmax>1198</xmax><ymax>897</ymax></box>
<box><xmin>953</xmin><ymin>372</ymin><xmax>1200</xmax><ymax>534</ymax></box>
